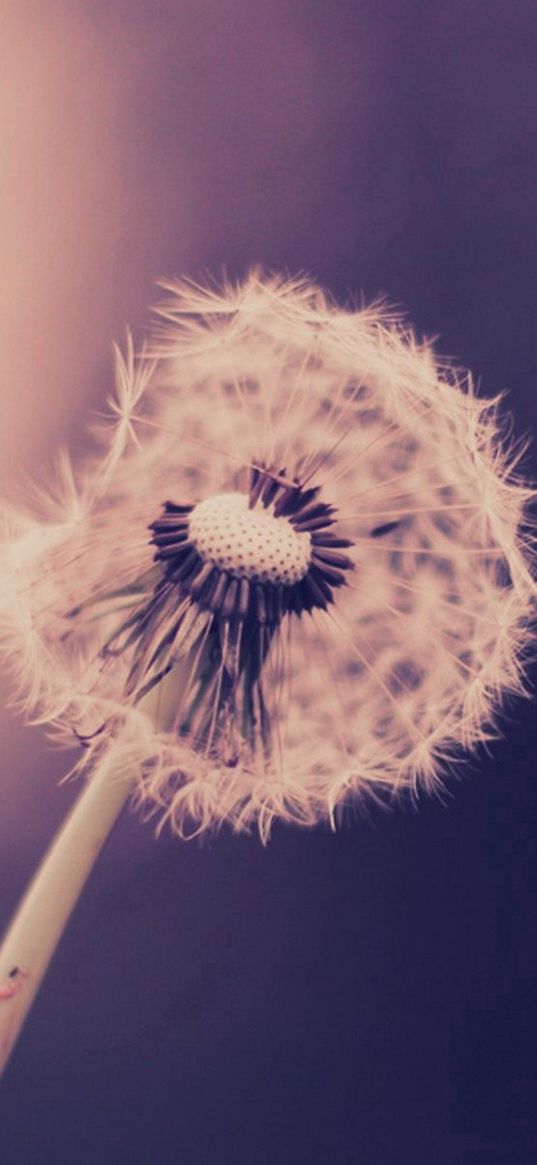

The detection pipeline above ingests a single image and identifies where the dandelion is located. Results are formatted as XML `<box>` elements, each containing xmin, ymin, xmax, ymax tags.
<box><xmin>0</xmin><ymin>271</ymin><xmax>534</xmax><ymax>1072</ymax></box>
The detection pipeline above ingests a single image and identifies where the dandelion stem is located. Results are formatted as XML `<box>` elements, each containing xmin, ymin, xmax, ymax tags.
<box><xmin>0</xmin><ymin>746</ymin><xmax>137</xmax><ymax>1077</ymax></box>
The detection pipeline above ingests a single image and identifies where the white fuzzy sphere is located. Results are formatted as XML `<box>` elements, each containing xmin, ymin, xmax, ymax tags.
<box><xmin>0</xmin><ymin>272</ymin><xmax>534</xmax><ymax>840</ymax></box>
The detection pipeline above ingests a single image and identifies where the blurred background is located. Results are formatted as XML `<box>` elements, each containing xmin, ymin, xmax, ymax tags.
<box><xmin>0</xmin><ymin>2</ymin><xmax>536</xmax><ymax>1162</ymax></box>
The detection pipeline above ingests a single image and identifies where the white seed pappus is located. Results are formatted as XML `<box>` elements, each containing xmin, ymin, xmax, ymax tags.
<box><xmin>0</xmin><ymin>272</ymin><xmax>535</xmax><ymax>840</ymax></box>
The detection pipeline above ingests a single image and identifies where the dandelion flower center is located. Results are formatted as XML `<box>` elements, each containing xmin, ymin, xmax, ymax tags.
<box><xmin>188</xmin><ymin>492</ymin><xmax>312</xmax><ymax>585</ymax></box>
<box><xmin>148</xmin><ymin>463</ymin><xmax>354</xmax><ymax>626</ymax></box>
<box><xmin>117</xmin><ymin>463</ymin><xmax>353</xmax><ymax>767</ymax></box>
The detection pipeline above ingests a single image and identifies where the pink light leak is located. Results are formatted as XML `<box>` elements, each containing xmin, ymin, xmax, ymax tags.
<box><xmin>0</xmin><ymin>4</ymin><xmax>195</xmax><ymax>494</ymax></box>
<box><xmin>0</xmin><ymin>3</ymin><xmax>358</xmax><ymax>495</ymax></box>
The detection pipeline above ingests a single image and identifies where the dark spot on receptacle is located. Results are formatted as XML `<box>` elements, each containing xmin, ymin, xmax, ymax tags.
<box><xmin>243</xmin><ymin>377</ymin><xmax>259</xmax><ymax>395</ymax></box>
<box><xmin>357</xmin><ymin>408</ymin><xmax>381</xmax><ymax>428</ymax></box>
<box><xmin>388</xmin><ymin>660</ymin><xmax>425</xmax><ymax>694</ymax></box>
<box><xmin>343</xmin><ymin>378</ymin><xmax>367</xmax><ymax>402</ymax></box>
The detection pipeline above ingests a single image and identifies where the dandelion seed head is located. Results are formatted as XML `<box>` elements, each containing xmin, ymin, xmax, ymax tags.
<box><xmin>0</xmin><ymin>271</ymin><xmax>535</xmax><ymax>839</ymax></box>
<box><xmin>188</xmin><ymin>492</ymin><xmax>312</xmax><ymax>585</ymax></box>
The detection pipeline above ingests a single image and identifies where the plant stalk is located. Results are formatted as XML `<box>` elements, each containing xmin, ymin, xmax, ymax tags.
<box><xmin>0</xmin><ymin>748</ymin><xmax>136</xmax><ymax>1077</ymax></box>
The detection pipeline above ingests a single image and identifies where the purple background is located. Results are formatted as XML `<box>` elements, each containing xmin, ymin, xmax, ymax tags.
<box><xmin>1</xmin><ymin>3</ymin><xmax>536</xmax><ymax>1162</ymax></box>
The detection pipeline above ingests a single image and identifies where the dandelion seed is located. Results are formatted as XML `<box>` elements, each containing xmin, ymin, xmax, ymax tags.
<box><xmin>0</xmin><ymin>272</ymin><xmax>535</xmax><ymax>1071</ymax></box>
